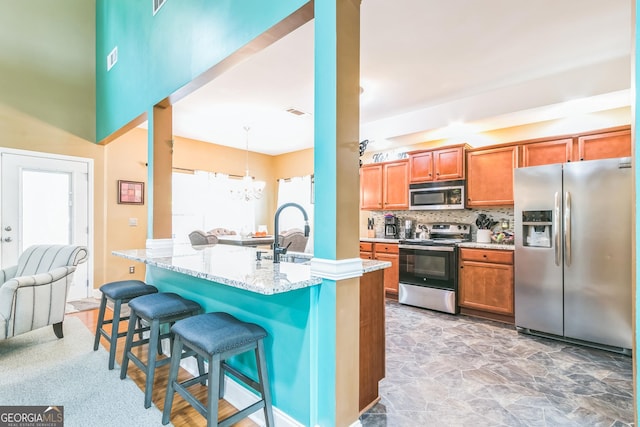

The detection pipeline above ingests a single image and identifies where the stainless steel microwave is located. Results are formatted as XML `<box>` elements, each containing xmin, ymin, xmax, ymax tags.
<box><xmin>409</xmin><ymin>180</ymin><xmax>465</xmax><ymax>210</ymax></box>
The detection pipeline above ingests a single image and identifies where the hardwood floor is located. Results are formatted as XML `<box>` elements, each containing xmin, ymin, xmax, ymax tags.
<box><xmin>68</xmin><ymin>308</ymin><xmax>257</xmax><ymax>427</ymax></box>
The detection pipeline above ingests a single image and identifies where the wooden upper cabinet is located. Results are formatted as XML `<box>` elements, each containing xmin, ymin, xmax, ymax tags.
<box><xmin>521</xmin><ymin>138</ymin><xmax>572</xmax><ymax>167</ymax></box>
<box><xmin>466</xmin><ymin>145</ymin><xmax>518</xmax><ymax>207</ymax></box>
<box><xmin>409</xmin><ymin>145</ymin><xmax>465</xmax><ymax>183</ymax></box>
<box><xmin>577</xmin><ymin>129</ymin><xmax>631</xmax><ymax>161</ymax></box>
<box><xmin>408</xmin><ymin>151</ymin><xmax>434</xmax><ymax>182</ymax></box>
<box><xmin>383</xmin><ymin>160</ymin><xmax>409</xmax><ymax>210</ymax></box>
<box><xmin>360</xmin><ymin>160</ymin><xmax>408</xmax><ymax>210</ymax></box>
<box><xmin>434</xmin><ymin>146</ymin><xmax>465</xmax><ymax>180</ymax></box>
<box><xmin>360</xmin><ymin>164</ymin><xmax>383</xmax><ymax>210</ymax></box>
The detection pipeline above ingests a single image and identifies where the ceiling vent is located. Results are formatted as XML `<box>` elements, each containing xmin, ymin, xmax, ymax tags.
<box><xmin>153</xmin><ymin>0</ymin><xmax>167</xmax><ymax>15</ymax></box>
<box><xmin>107</xmin><ymin>46</ymin><xmax>118</xmax><ymax>71</ymax></box>
<box><xmin>285</xmin><ymin>107</ymin><xmax>310</xmax><ymax>117</ymax></box>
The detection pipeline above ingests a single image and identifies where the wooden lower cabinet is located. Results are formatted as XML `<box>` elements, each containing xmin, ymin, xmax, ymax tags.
<box><xmin>359</xmin><ymin>268</ymin><xmax>385</xmax><ymax>412</ymax></box>
<box><xmin>373</xmin><ymin>243</ymin><xmax>399</xmax><ymax>297</ymax></box>
<box><xmin>360</xmin><ymin>241</ymin><xmax>399</xmax><ymax>296</ymax></box>
<box><xmin>458</xmin><ymin>248</ymin><xmax>514</xmax><ymax>323</ymax></box>
<box><xmin>359</xmin><ymin>242</ymin><xmax>373</xmax><ymax>260</ymax></box>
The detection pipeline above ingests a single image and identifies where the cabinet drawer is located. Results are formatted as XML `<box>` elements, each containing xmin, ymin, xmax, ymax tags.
<box><xmin>360</xmin><ymin>242</ymin><xmax>373</xmax><ymax>252</ymax></box>
<box><xmin>460</xmin><ymin>248</ymin><xmax>513</xmax><ymax>264</ymax></box>
<box><xmin>360</xmin><ymin>251</ymin><xmax>373</xmax><ymax>260</ymax></box>
<box><xmin>374</xmin><ymin>243</ymin><xmax>399</xmax><ymax>254</ymax></box>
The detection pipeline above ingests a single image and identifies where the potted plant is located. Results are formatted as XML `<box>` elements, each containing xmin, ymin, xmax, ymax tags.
<box><xmin>475</xmin><ymin>213</ymin><xmax>497</xmax><ymax>243</ymax></box>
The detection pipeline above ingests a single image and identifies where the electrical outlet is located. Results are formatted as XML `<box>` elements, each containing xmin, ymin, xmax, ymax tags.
<box><xmin>129</xmin><ymin>266</ymin><xmax>135</xmax><ymax>274</ymax></box>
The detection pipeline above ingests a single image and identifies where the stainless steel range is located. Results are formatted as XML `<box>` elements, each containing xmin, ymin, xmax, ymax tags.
<box><xmin>398</xmin><ymin>223</ymin><xmax>471</xmax><ymax>314</ymax></box>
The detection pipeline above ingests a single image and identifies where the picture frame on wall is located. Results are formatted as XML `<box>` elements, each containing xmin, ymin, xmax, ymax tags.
<box><xmin>118</xmin><ymin>180</ymin><xmax>144</xmax><ymax>205</ymax></box>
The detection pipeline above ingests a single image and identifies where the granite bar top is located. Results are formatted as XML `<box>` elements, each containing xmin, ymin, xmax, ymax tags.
<box><xmin>113</xmin><ymin>243</ymin><xmax>390</xmax><ymax>295</ymax></box>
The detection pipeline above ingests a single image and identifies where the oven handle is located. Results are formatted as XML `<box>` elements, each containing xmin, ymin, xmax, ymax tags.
<box><xmin>398</xmin><ymin>244</ymin><xmax>455</xmax><ymax>252</ymax></box>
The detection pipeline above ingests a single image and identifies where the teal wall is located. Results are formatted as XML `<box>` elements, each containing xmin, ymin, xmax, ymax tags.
<box><xmin>0</xmin><ymin>0</ymin><xmax>95</xmax><ymax>141</ymax></box>
<box><xmin>96</xmin><ymin>0</ymin><xmax>308</xmax><ymax>142</ymax></box>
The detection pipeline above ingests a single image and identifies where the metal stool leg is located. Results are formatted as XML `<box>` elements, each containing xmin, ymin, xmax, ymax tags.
<box><xmin>144</xmin><ymin>318</ymin><xmax>161</xmax><ymax>409</ymax></box>
<box><xmin>120</xmin><ymin>310</ymin><xmax>138</xmax><ymax>380</ymax></box>
<box><xmin>256</xmin><ymin>339</ymin><xmax>274</xmax><ymax>427</ymax></box>
<box><xmin>162</xmin><ymin>336</ymin><xmax>184</xmax><ymax>425</ymax></box>
<box><xmin>93</xmin><ymin>294</ymin><xmax>107</xmax><ymax>351</ymax></box>
<box><xmin>206</xmin><ymin>353</ymin><xmax>221</xmax><ymax>427</ymax></box>
<box><xmin>108</xmin><ymin>299</ymin><xmax>123</xmax><ymax>370</ymax></box>
<box><xmin>198</xmin><ymin>355</ymin><xmax>207</xmax><ymax>387</ymax></box>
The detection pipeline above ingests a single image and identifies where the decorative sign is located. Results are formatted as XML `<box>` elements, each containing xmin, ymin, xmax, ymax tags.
<box><xmin>371</xmin><ymin>151</ymin><xmax>408</xmax><ymax>163</ymax></box>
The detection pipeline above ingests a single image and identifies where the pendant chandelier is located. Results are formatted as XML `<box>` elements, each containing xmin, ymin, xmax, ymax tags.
<box><xmin>230</xmin><ymin>126</ymin><xmax>265</xmax><ymax>201</ymax></box>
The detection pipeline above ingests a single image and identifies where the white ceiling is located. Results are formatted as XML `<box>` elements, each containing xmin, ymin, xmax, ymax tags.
<box><xmin>169</xmin><ymin>0</ymin><xmax>632</xmax><ymax>156</ymax></box>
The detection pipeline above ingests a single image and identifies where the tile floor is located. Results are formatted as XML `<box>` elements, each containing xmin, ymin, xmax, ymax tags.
<box><xmin>361</xmin><ymin>300</ymin><xmax>634</xmax><ymax>427</ymax></box>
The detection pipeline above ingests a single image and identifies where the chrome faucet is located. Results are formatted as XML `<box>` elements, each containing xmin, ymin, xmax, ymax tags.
<box><xmin>273</xmin><ymin>202</ymin><xmax>310</xmax><ymax>263</ymax></box>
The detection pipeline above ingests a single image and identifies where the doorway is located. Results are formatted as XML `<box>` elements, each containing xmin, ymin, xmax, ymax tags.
<box><xmin>0</xmin><ymin>149</ymin><xmax>92</xmax><ymax>301</ymax></box>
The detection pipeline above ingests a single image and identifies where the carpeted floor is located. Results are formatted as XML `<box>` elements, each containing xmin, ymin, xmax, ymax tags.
<box><xmin>0</xmin><ymin>317</ymin><xmax>171</xmax><ymax>427</ymax></box>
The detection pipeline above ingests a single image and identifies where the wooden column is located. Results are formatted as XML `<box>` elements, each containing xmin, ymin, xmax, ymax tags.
<box><xmin>314</xmin><ymin>0</ymin><xmax>362</xmax><ymax>425</ymax></box>
<box><xmin>152</xmin><ymin>102</ymin><xmax>173</xmax><ymax>239</ymax></box>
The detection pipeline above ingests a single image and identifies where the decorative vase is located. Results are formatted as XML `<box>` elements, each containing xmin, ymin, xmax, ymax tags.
<box><xmin>477</xmin><ymin>229</ymin><xmax>492</xmax><ymax>243</ymax></box>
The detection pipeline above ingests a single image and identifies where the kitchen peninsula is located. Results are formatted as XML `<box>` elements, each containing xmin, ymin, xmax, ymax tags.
<box><xmin>113</xmin><ymin>242</ymin><xmax>390</xmax><ymax>423</ymax></box>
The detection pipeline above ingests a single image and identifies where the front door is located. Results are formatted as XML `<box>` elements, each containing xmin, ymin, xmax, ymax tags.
<box><xmin>0</xmin><ymin>150</ymin><xmax>91</xmax><ymax>301</ymax></box>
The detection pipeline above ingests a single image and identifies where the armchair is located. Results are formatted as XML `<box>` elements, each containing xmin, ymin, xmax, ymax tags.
<box><xmin>0</xmin><ymin>245</ymin><xmax>88</xmax><ymax>340</ymax></box>
<box><xmin>277</xmin><ymin>229</ymin><xmax>309</xmax><ymax>253</ymax></box>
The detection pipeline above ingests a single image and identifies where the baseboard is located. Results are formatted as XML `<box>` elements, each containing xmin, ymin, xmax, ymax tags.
<box><xmin>174</xmin><ymin>350</ymin><xmax>303</xmax><ymax>427</ymax></box>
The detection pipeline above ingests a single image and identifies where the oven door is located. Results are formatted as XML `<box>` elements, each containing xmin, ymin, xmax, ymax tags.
<box><xmin>399</xmin><ymin>245</ymin><xmax>457</xmax><ymax>291</ymax></box>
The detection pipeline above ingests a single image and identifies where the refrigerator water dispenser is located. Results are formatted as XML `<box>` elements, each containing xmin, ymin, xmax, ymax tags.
<box><xmin>522</xmin><ymin>210</ymin><xmax>552</xmax><ymax>248</ymax></box>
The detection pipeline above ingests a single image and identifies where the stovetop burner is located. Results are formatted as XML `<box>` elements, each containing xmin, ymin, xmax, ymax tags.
<box><xmin>402</xmin><ymin>222</ymin><xmax>472</xmax><ymax>246</ymax></box>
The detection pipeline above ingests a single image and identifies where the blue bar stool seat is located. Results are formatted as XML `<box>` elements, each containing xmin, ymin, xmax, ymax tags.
<box><xmin>162</xmin><ymin>312</ymin><xmax>274</xmax><ymax>427</ymax></box>
<box><xmin>93</xmin><ymin>280</ymin><xmax>158</xmax><ymax>370</ymax></box>
<box><xmin>120</xmin><ymin>292</ymin><xmax>203</xmax><ymax>409</ymax></box>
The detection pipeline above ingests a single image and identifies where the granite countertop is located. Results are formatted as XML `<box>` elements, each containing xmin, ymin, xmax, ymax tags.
<box><xmin>113</xmin><ymin>244</ymin><xmax>390</xmax><ymax>295</ymax></box>
<box><xmin>359</xmin><ymin>237</ymin><xmax>401</xmax><ymax>244</ymax></box>
<box><xmin>458</xmin><ymin>242</ymin><xmax>515</xmax><ymax>251</ymax></box>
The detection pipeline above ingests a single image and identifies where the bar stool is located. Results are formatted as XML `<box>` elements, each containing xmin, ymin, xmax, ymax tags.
<box><xmin>120</xmin><ymin>292</ymin><xmax>203</xmax><ymax>409</ymax></box>
<box><xmin>162</xmin><ymin>312</ymin><xmax>274</xmax><ymax>427</ymax></box>
<box><xmin>93</xmin><ymin>280</ymin><xmax>158</xmax><ymax>370</ymax></box>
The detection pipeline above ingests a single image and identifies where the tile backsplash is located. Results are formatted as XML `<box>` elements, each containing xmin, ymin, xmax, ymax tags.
<box><xmin>364</xmin><ymin>207</ymin><xmax>514</xmax><ymax>240</ymax></box>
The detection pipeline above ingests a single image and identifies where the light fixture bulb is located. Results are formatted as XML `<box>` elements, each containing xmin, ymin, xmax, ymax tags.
<box><xmin>229</xmin><ymin>126</ymin><xmax>265</xmax><ymax>201</ymax></box>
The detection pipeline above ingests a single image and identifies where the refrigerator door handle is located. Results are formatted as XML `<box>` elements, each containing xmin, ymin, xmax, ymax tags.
<box><xmin>554</xmin><ymin>191</ymin><xmax>561</xmax><ymax>266</ymax></box>
<box><xmin>564</xmin><ymin>191</ymin><xmax>571</xmax><ymax>267</ymax></box>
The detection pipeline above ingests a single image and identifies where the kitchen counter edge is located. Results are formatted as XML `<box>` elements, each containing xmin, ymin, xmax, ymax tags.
<box><xmin>359</xmin><ymin>237</ymin><xmax>401</xmax><ymax>244</ymax></box>
<box><xmin>113</xmin><ymin>245</ymin><xmax>391</xmax><ymax>296</ymax></box>
<box><xmin>458</xmin><ymin>242</ymin><xmax>515</xmax><ymax>251</ymax></box>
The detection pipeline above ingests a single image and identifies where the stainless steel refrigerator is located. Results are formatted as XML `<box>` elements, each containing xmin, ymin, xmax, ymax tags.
<box><xmin>514</xmin><ymin>157</ymin><xmax>632</xmax><ymax>352</ymax></box>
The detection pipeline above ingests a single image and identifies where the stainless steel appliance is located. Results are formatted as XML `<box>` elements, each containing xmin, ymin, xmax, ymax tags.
<box><xmin>409</xmin><ymin>180</ymin><xmax>465</xmax><ymax>210</ymax></box>
<box><xmin>384</xmin><ymin>214</ymin><xmax>399</xmax><ymax>238</ymax></box>
<box><xmin>514</xmin><ymin>157</ymin><xmax>632</xmax><ymax>353</ymax></box>
<box><xmin>404</xmin><ymin>219</ymin><xmax>413</xmax><ymax>239</ymax></box>
<box><xmin>399</xmin><ymin>223</ymin><xmax>471</xmax><ymax>314</ymax></box>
